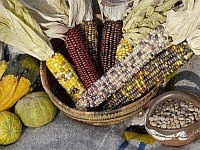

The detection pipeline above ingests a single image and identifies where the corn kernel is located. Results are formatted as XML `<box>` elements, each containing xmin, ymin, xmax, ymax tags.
<box><xmin>46</xmin><ymin>53</ymin><xmax>86</xmax><ymax>102</ymax></box>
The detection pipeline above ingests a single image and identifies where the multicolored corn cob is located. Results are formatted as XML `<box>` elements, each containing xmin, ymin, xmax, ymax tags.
<box><xmin>79</xmin><ymin>21</ymin><xmax>99</xmax><ymax>67</ymax></box>
<box><xmin>115</xmin><ymin>38</ymin><xmax>133</xmax><ymax>61</ymax></box>
<box><xmin>104</xmin><ymin>42</ymin><xmax>194</xmax><ymax>110</ymax></box>
<box><xmin>100</xmin><ymin>21</ymin><xmax>123</xmax><ymax>73</ymax></box>
<box><xmin>76</xmin><ymin>26</ymin><xmax>171</xmax><ymax>110</ymax></box>
<box><xmin>64</xmin><ymin>27</ymin><xmax>100</xmax><ymax>89</ymax></box>
<box><xmin>46</xmin><ymin>53</ymin><xmax>86</xmax><ymax>102</ymax></box>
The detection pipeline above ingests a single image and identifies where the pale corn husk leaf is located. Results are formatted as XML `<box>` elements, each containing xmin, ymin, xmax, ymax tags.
<box><xmin>46</xmin><ymin>0</ymin><xmax>69</xmax><ymax>15</ymax></box>
<box><xmin>123</xmin><ymin>27</ymin><xmax>153</xmax><ymax>45</ymax></box>
<box><xmin>98</xmin><ymin>0</ymin><xmax>131</xmax><ymax>21</ymax></box>
<box><xmin>68</xmin><ymin>0</ymin><xmax>93</xmax><ymax>27</ymax></box>
<box><xmin>22</xmin><ymin>2</ymin><xmax>69</xmax><ymax>24</ymax></box>
<box><xmin>3</xmin><ymin>0</ymin><xmax>47</xmax><ymax>42</ymax></box>
<box><xmin>187</xmin><ymin>29</ymin><xmax>200</xmax><ymax>55</ymax></box>
<box><xmin>155</xmin><ymin>0</ymin><xmax>179</xmax><ymax>12</ymax></box>
<box><xmin>44</xmin><ymin>24</ymin><xmax>69</xmax><ymax>39</ymax></box>
<box><xmin>165</xmin><ymin>0</ymin><xmax>200</xmax><ymax>55</ymax></box>
<box><xmin>20</xmin><ymin>0</ymin><xmax>61</xmax><ymax>14</ymax></box>
<box><xmin>182</xmin><ymin>0</ymin><xmax>194</xmax><ymax>10</ymax></box>
<box><xmin>20</xmin><ymin>0</ymin><xmax>69</xmax><ymax>39</ymax></box>
<box><xmin>123</xmin><ymin>0</ymin><xmax>154</xmax><ymax>32</ymax></box>
<box><xmin>0</xmin><ymin>0</ymin><xmax>54</xmax><ymax>60</ymax></box>
<box><xmin>149</xmin><ymin>12</ymin><xmax>166</xmax><ymax>25</ymax></box>
<box><xmin>21</xmin><ymin>0</ymin><xmax>93</xmax><ymax>38</ymax></box>
<box><xmin>123</xmin><ymin>0</ymin><xmax>179</xmax><ymax>46</ymax></box>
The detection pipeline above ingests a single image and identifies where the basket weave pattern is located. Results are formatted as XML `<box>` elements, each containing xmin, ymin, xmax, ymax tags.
<box><xmin>40</xmin><ymin>62</ymin><xmax>160</xmax><ymax>126</ymax></box>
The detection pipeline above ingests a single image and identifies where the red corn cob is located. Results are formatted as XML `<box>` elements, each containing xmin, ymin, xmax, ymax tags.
<box><xmin>64</xmin><ymin>27</ymin><xmax>100</xmax><ymax>89</ymax></box>
<box><xmin>100</xmin><ymin>20</ymin><xmax>123</xmax><ymax>73</ymax></box>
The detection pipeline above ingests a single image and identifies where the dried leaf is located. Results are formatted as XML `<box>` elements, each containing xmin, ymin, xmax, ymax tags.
<box><xmin>123</xmin><ymin>0</ymin><xmax>180</xmax><ymax>45</ymax></box>
<box><xmin>101</xmin><ymin>0</ymin><xmax>130</xmax><ymax>7</ymax></box>
<box><xmin>44</xmin><ymin>24</ymin><xmax>69</xmax><ymax>39</ymax></box>
<box><xmin>155</xmin><ymin>0</ymin><xmax>179</xmax><ymax>12</ymax></box>
<box><xmin>22</xmin><ymin>0</ymin><xmax>93</xmax><ymax>37</ymax></box>
<box><xmin>165</xmin><ymin>1</ymin><xmax>197</xmax><ymax>40</ymax></box>
<box><xmin>98</xmin><ymin>0</ymin><xmax>130</xmax><ymax>21</ymax></box>
<box><xmin>165</xmin><ymin>0</ymin><xmax>200</xmax><ymax>55</ymax></box>
<box><xmin>188</xmin><ymin>29</ymin><xmax>200</xmax><ymax>55</ymax></box>
<box><xmin>68</xmin><ymin>0</ymin><xmax>93</xmax><ymax>26</ymax></box>
<box><xmin>46</xmin><ymin>0</ymin><xmax>69</xmax><ymax>15</ymax></box>
<box><xmin>0</xmin><ymin>0</ymin><xmax>54</xmax><ymax>60</ymax></box>
<box><xmin>3</xmin><ymin>0</ymin><xmax>46</xmax><ymax>42</ymax></box>
<box><xmin>20</xmin><ymin>0</ymin><xmax>69</xmax><ymax>39</ymax></box>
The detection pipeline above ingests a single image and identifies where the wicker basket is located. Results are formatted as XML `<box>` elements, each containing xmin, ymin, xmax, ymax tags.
<box><xmin>40</xmin><ymin>61</ymin><xmax>161</xmax><ymax>126</ymax></box>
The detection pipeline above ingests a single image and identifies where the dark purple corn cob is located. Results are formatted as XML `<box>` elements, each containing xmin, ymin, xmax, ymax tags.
<box><xmin>100</xmin><ymin>20</ymin><xmax>123</xmax><ymax>73</ymax></box>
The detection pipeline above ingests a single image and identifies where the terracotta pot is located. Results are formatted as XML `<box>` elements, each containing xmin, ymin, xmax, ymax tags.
<box><xmin>145</xmin><ymin>91</ymin><xmax>200</xmax><ymax>146</ymax></box>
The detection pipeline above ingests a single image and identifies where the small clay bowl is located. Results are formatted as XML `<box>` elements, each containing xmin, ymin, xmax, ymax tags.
<box><xmin>145</xmin><ymin>91</ymin><xmax>200</xmax><ymax>146</ymax></box>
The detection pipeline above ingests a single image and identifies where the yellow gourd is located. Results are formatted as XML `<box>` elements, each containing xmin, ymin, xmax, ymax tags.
<box><xmin>0</xmin><ymin>75</ymin><xmax>31</xmax><ymax>112</ymax></box>
<box><xmin>0</xmin><ymin>111</ymin><xmax>22</xmax><ymax>145</ymax></box>
<box><xmin>0</xmin><ymin>60</ymin><xmax>8</xmax><ymax>78</ymax></box>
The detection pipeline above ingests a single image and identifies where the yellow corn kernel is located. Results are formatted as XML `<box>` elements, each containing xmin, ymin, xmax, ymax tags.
<box><xmin>116</xmin><ymin>38</ymin><xmax>133</xmax><ymax>61</ymax></box>
<box><xmin>46</xmin><ymin>53</ymin><xmax>86</xmax><ymax>102</ymax></box>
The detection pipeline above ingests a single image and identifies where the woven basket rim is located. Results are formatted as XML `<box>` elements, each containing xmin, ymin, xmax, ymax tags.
<box><xmin>40</xmin><ymin>61</ymin><xmax>160</xmax><ymax>113</ymax></box>
<box><xmin>40</xmin><ymin>61</ymin><xmax>161</xmax><ymax>125</ymax></box>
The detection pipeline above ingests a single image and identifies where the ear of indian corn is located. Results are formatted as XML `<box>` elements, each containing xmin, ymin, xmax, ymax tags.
<box><xmin>76</xmin><ymin>26</ymin><xmax>171</xmax><ymax>110</ymax></box>
<box><xmin>46</xmin><ymin>52</ymin><xmax>86</xmax><ymax>102</ymax></box>
<box><xmin>79</xmin><ymin>21</ymin><xmax>99</xmax><ymax>68</ymax></box>
<box><xmin>100</xmin><ymin>20</ymin><xmax>123</xmax><ymax>73</ymax></box>
<box><xmin>115</xmin><ymin>38</ymin><xmax>133</xmax><ymax>61</ymax></box>
<box><xmin>104</xmin><ymin>42</ymin><xmax>194</xmax><ymax>110</ymax></box>
<box><xmin>64</xmin><ymin>27</ymin><xmax>100</xmax><ymax>89</ymax></box>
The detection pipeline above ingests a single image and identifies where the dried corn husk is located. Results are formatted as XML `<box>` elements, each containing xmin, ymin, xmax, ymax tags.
<box><xmin>123</xmin><ymin>0</ymin><xmax>179</xmax><ymax>46</ymax></box>
<box><xmin>98</xmin><ymin>0</ymin><xmax>131</xmax><ymax>21</ymax></box>
<box><xmin>0</xmin><ymin>0</ymin><xmax>54</xmax><ymax>61</ymax></box>
<box><xmin>68</xmin><ymin>0</ymin><xmax>93</xmax><ymax>25</ymax></box>
<box><xmin>21</xmin><ymin>0</ymin><xmax>94</xmax><ymax>39</ymax></box>
<box><xmin>165</xmin><ymin>0</ymin><xmax>200</xmax><ymax>55</ymax></box>
<box><xmin>20</xmin><ymin>0</ymin><xmax>70</xmax><ymax>39</ymax></box>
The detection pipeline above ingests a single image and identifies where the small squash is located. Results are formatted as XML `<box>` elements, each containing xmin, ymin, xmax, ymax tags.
<box><xmin>15</xmin><ymin>92</ymin><xmax>57</xmax><ymax>128</ymax></box>
<box><xmin>0</xmin><ymin>111</ymin><xmax>22</xmax><ymax>145</ymax></box>
<box><xmin>0</xmin><ymin>54</ymin><xmax>40</xmax><ymax>112</ymax></box>
<box><xmin>3</xmin><ymin>54</ymin><xmax>40</xmax><ymax>86</ymax></box>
